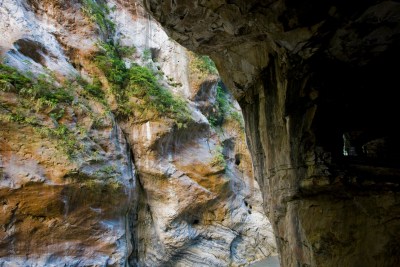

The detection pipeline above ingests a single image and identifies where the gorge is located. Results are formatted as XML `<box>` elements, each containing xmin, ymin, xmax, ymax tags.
<box><xmin>142</xmin><ymin>0</ymin><xmax>400</xmax><ymax>266</ymax></box>
<box><xmin>1</xmin><ymin>0</ymin><xmax>400</xmax><ymax>266</ymax></box>
<box><xmin>0</xmin><ymin>0</ymin><xmax>277</xmax><ymax>266</ymax></box>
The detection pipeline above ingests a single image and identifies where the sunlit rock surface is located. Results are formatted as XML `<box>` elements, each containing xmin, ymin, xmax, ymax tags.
<box><xmin>0</xmin><ymin>0</ymin><xmax>276</xmax><ymax>266</ymax></box>
<box><xmin>143</xmin><ymin>0</ymin><xmax>400</xmax><ymax>266</ymax></box>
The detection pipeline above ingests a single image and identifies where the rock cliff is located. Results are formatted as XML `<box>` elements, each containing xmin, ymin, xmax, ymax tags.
<box><xmin>143</xmin><ymin>0</ymin><xmax>400</xmax><ymax>266</ymax></box>
<box><xmin>0</xmin><ymin>0</ymin><xmax>276</xmax><ymax>266</ymax></box>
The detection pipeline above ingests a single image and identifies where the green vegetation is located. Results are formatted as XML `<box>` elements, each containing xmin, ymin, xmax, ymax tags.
<box><xmin>189</xmin><ymin>53</ymin><xmax>244</xmax><ymax>128</ymax></box>
<box><xmin>0</xmin><ymin>64</ymin><xmax>30</xmax><ymax>91</ymax></box>
<box><xmin>207</xmin><ymin>84</ymin><xmax>230</xmax><ymax>127</ymax></box>
<box><xmin>63</xmin><ymin>175</ymin><xmax>123</xmax><ymax>197</ymax></box>
<box><xmin>207</xmin><ymin>83</ymin><xmax>245</xmax><ymax>129</ymax></box>
<box><xmin>0</xmin><ymin>112</ymin><xmax>39</xmax><ymax>125</ymax></box>
<box><xmin>80</xmin><ymin>0</ymin><xmax>190</xmax><ymax>126</ymax></box>
<box><xmin>92</xmin><ymin>41</ymin><xmax>132</xmax><ymax>118</ymax></box>
<box><xmin>0</xmin><ymin>64</ymin><xmax>84</xmax><ymax>159</ymax></box>
<box><xmin>190</xmin><ymin>54</ymin><xmax>218</xmax><ymax>75</ymax></box>
<box><xmin>93</xmin><ymin>41</ymin><xmax>191</xmax><ymax>126</ymax></box>
<box><xmin>0</xmin><ymin>109</ymin><xmax>82</xmax><ymax>159</ymax></box>
<box><xmin>97</xmin><ymin>165</ymin><xmax>117</xmax><ymax>175</ymax></box>
<box><xmin>35</xmin><ymin>124</ymin><xmax>82</xmax><ymax>158</ymax></box>
<box><xmin>211</xmin><ymin>145</ymin><xmax>226</xmax><ymax>168</ymax></box>
<box><xmin>91</xmin><ymin>113</ymin><xmax>108</xmax><ymax>129</ymax></box>
<box><xmin>49</xmin><ymin>108</ymin><xmax>65</xmax><ymax>121</ymax></box>
<box><xmin>81</xmin><ymin>0</ymin><xmax>115</xmax><ymax>36</ymax></box>
<box><xmin>65</xmin><ymin>168</ymin><xmax>123</xmax><ymax>195</ymax></box>
<box><xmin>127</xmin><ymin>64</ymin><xmax>190</xmax><ymax>125</ymax></box>
<box><xmin>230</xmin><ymin>110</ymin><xmax>245</xmax><ymax>129</ymax></box>
<box><xmin>94</xmin><ymin>42</ymin><xmax>130</xmax><ymax>87</ymax></box>
<box><xmin>72</xmin><ymin>75</ymin><xmax>106</xmax><ymax>104</ymax></box>
<box><xmin>143</xmin><ymin>49</ymin><xmax>152</xmax><ymax>61</ymax></box>
<box><xmin>0</xmin><ymin>64</ymin><xmax>73</xmax><ymax>109</ymax></box>
<box><xmin>81</xmin><ymin>78</ymin><xmax>105</xmax><ymax>100</ymax></box>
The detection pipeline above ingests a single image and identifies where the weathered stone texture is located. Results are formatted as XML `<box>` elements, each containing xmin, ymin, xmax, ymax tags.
<box><xmin>143</xmin><ymin>0</ymin><xmax>400</xmax><ymax>266</ymax></box>
<box><xmin>0</xmin><ymin>0</ymin><xmax>276</xmax><ymax>266</ymax></box>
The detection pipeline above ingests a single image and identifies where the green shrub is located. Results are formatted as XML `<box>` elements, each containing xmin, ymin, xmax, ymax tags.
<box><xmin>81</xmin><ymin>0</ymin><xmax>115</xmax><ymax>36</ymax></box>
<box><xmin>92</xmin><ymin>42</ymin><xmax>191</xmax><ymax>125</ymax></box>
<box><xmin>0</xmin><ymin>64</ymin><xmax>73</xmax><ymax>109</ymax></box>
<box><xmin>207</xmin><ymin>84</ymin><xmax>230</xmax><ymax>127</ymax></box>
<box><xmin>94</xmin><ymin>42</ymin><xmax>129</xmax><ymax>87</ymax></box>
<box><xmin>127</xmin><ymin>64</ymin><xmax>191</xmax><ymax>125</ymax></box>
<box><xmin>49</xmin><ymin>108</ymin><xmax>65</xmax><ymax>122</ymax></box>
<box><xmin>191</xmin><ymin>54</ymin><xmax>218</xmax><ymax>75</ymax></box>
<box><xmin>0</xmin><ymin>64</ymin><xmax>31</xmax><ymax>92</ymax></box>
<box><xmin>78</xmin><ymin>77</ymin><xmax>106</xmax><ymax>100</ymax></box>
<box><xmin>85</xmin><ymin>82</ymin><xmax>104</xmax><ymax>98</ymax></box>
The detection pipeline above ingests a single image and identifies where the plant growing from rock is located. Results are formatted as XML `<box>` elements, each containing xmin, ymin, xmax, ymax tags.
<box><xmin>207</xmin><ymin>84</ymin><xmax>230</xmax><ymax>127</ymax></box>
<box><xmin>190</xmin><ymin>53</ymin><xmax>218</xmax><ymax>76</ymax></box>
<box><xmin>94</xmin><ymin>42</ymin><xmax>130</xmax><ymax>88</ymax></box>
<box><xmin>35</xmin><ymin>124</ymin><xmax>83</xmax><ymax>159</ymax></box>
<box><xmin>93</xmin><ymin>41</ymin><xmax>191</xmax><ymax>126</ymax></box>
<box><xmin>81</xmin><ymin>0</ymin><xmax>115</xmax><ymax>38</ymax></box>
<box><xmin>127</xmin><ymin>64</ymin><xmax>191</xmax><ymax>125</ymax></box>
<box><xmin>0</xmin><ymin>64</ymin><xmax>73</xmax><ymax>110</ymax></box>
<box><xmin>207</xmin><ymin>82</ymin><xmax>245</xmax><ymax>130</ymax></box>
<box><xmin>211</xmin><ymin>145</ymin><xmax>226</xmax><ymax>169</ymax></box>
<box><xmin>142</xmin><ymin>49</ymin><xmax>152</xmax><ymax>61</ymax></box>
<box><xmin>0</xmin><ymin>64</ymin><xmax>84</xmax><ymax>159</ymax></box>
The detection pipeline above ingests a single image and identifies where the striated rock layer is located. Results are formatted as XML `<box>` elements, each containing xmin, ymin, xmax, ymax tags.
<box><xmin>0</xmin><ymin>0</ymin><xmax>276</xmax><ymax>266</ymax></box>
<box><xmin>143</xmin><ymin>0</ymin><xmax>400</xmax><ymax>266</ymax></box>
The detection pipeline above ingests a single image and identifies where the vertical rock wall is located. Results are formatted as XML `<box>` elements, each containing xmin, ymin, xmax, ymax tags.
<box><xmin>143</xmin><ymin>0</ymin><xmax>400</xmax><ymax>266</ymax></box>
<box><xmin>0</xmin><ymin>0</ymin><xmax>277</xmax><ymax>266</ymax></box>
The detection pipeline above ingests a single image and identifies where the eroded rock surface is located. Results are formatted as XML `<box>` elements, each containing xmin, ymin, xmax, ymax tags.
<box><xmin>0</xmin><ymin>0</ymin><xmax>276</xmax><ymax>266</ymax></box>
<box><xmin>143</xmin><ymin>0</ymin><xmax>400</xmax><ymax>266</ymax></box>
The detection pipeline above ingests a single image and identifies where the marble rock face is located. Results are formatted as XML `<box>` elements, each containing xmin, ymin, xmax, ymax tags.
<box><xmin>143</xmin><ymin>0</ymin><xmax>400</xmax><ymax>266</ymax></box>
<box><xmin>0</xmin><ymin>0</ymin><xmax>276</xmax><ymax>266</ymax></box>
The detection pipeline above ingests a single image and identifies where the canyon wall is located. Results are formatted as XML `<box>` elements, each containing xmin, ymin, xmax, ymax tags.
<box><xmin>143</xmin><ymin>0</ymin><xmax>400</xmax><ymax>266</ymax></box>
<box><xmin>0</xmin><ymin>0</ymin><xmax>276</xmax><ymax>266</ymax></box>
